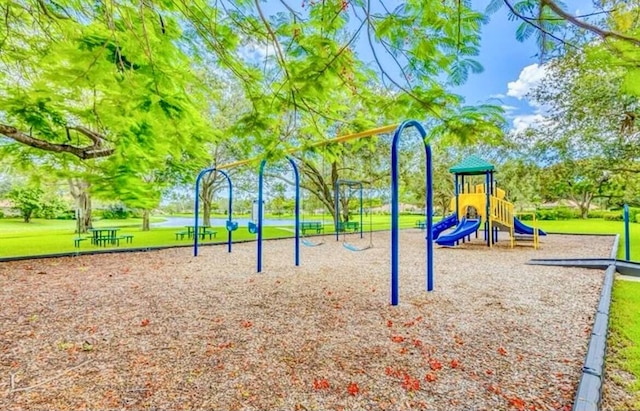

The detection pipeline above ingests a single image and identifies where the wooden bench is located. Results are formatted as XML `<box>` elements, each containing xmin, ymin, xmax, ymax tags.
<box><xmin>415</xmin><ymin>220</ymin><xmax>426</xmax><ymax>230</ymax></box>
<box><xmin>338</xmin><ymin>221</ymin><xmax>359</xmax><ymax>232</ymax></box>
<box><xmin>301</xmin><ymin>221</ymin><xmax>324</xmax><ymax>234</ymax></box>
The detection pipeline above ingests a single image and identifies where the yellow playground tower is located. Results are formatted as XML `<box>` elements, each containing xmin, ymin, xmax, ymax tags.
<box><xmin>434</xmin><ymin>155</ymin><xmax>544</xmax><ymax>248</ymax></box>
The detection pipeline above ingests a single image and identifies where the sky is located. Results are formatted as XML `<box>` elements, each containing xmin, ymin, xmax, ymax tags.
<box><xmin>453</xmin><ymin>3</ymin><xmax>552</xmax><ymax>133</ymax></box>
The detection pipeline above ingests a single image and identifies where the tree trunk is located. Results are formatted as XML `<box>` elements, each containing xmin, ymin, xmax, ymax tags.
<box><xmin>571</xmin><ymin>192</ymin><xmax>593</xmax><ymax>219</ymax></box>
<box><xmin>142</xmin><ymin>209</ymin><xmax>150</xmax><ymax>231</ymax></box>
<box><xmin>203</xmin><ymin>200</ymin><xmax>211</xmax><ymax>226</ymax></box>
<box><xmin>579</xmin><ymin>193</ymin><xmax>593</xmax><ymax>219</ymax></box>
<box><xmin>200</xmin><ymin>173</ymin><xmax>218</xmax><ymax>227</ymax></box>
<box><xmin>68</xmin><ymin>178</ymin><xmax>93</xmax><ymax>234</ymax></box>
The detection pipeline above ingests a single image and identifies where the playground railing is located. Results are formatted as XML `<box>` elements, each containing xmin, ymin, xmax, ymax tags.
<box><xmin>491</xmin><ymin>196</ymin><xmax>515</xmax><ymax>248</ymax></box>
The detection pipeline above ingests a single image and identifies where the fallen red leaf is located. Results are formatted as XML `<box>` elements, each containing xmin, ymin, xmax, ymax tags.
<box><xmin>450</xmin><ymin>359</ymin><xmax>460</xmax><ymax>369</ymax></box>
<box><xmin>347</xmin><ymin>382</ymin><xmax>359</xmax><ymax>396</ymax></box>
<box><xmin>313</xmin><ymin>378</ymin><xmax>330</xmax><ymax>390</ymax></box>
<box><xmin>141</xmin><ymin>319</ymin><xmax>150</xmax><ymax>327</ymax></box>
<box><xmin>401</xmin><ymin>374</ymin><xmax>420</xmax><ymax>391</ymax></box>
<box><xmin>508</xmin><ymin>396</ymin><xmax>526</xmax><ymax>410</ymax></box>
<box><xmin>485</xmin><ymin>369</ymin><xmax>494</xmax><ymax>375</ymax></box>
<box><xmin>498</xmin><ymin>346</ymin><xmax>508</xmax><ymax>356</ymax></box>
<box><xmin>387</xmin><ymin>320</ymin><xmax>393</xmax><ymax>327</ymax></box>
<box><xmin>424</xmin><ymin>373</ymin><xmax>437</xmax><ymax>382</ymax></box>
<box><xmin>391</xmin><ymin>335</ymin><xmax>404</xmax><ymax>343</ymax></box>
<box><xmin>429</xmin><ymin>359</ymin><xmax>443</xmax><ymax>371</ymax></box>
<box><xmin>241</xmin><ymin>320</ymin><xmax>253</xmax><ymax>328</ymax></box>
<box><xmin>413</xmin><ymin>339</ymin><xmax>422</xmax><ymax>347</ymax></box>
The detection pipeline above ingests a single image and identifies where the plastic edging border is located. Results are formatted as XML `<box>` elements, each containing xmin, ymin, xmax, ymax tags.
<box><xmin>572</xmin><ymin>233</ymin><xmax>619</xmax><ymax>411</ymax></box>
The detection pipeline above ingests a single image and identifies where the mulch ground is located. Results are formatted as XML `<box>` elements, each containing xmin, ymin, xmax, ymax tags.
<box><xmin>0</xmin><ymin>231</ymin><xmax>614</xmax><ymax>410</ymax></box>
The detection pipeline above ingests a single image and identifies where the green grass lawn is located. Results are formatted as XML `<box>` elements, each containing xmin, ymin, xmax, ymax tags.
<box><xmin>536</xmin><ymin>219</ymin><xmax>640</xmax><ymax>260</ymax></box>
<box><xmin>608</xmin><ymin>280</ymin><xmax>640</xmax><ymax>409</ymax></box>
<box><xmin>0</xmin><ymin>214</ymin><xmax>425</xmax><ymax>258</ymax></box>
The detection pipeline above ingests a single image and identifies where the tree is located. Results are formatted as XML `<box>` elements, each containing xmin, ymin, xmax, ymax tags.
<box><xmin>7</xmin><ymin>187</ymin><xmax>44</xmax><ymax>223</ymax></box>
<box><xmin>0</xmin><ymin>1</ymin><xmax>215</xmax><ymax>226</ymax></box>
<box><xmin>538</xmin><ymin>158</ymin><xmax>617</xmax><ymax>218</ymax></box>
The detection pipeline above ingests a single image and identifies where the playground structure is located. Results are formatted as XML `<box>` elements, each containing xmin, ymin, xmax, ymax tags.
<box><xmin>433</xmin><ymin>155</ymin><xmax>545</xmax><ymax>249</ymax></box>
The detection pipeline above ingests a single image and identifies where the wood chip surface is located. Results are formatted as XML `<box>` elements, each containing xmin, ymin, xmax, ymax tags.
<box><xmin>0</xmin><ymin>231</ymin><xmax>614</xmax><ymax>410</ymax></box>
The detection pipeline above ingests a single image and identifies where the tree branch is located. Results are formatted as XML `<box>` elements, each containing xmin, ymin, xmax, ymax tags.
<box><xmin>0</xmin><ymin>124</ymin><xmax>115</xmax><ymax>159</ymax></box>
<box><xmin>541</xmin><ymin>0</ymin><xmax>640</xmax><ymax>47</ymax></box>
<box><xmin>503</xmin><ymin>0</ymin><xmax>577</xmax><ymax>49</ymax></box>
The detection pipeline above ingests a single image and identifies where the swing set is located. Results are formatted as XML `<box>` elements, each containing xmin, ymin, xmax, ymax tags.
<box><xmin>193</xmin><ymin>121</ymin><xmax>434</xmax><ymax>306</ymax></box>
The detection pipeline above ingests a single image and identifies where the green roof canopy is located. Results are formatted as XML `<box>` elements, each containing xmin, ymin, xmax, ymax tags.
<box><xmin>449</xmin><ymin>155</ymin><xmax>494</xmax><ymax>175</ymax></box>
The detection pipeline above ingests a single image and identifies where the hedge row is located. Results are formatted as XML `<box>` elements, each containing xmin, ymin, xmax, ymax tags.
<box><xmin>517</xmin><ymin>206</ymin><xmax>640</xmax><ymax>222</ymax></box>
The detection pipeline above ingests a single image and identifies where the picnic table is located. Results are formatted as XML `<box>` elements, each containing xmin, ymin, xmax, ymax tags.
<box><xmin>73</xmin><ymin>228</ymin><xmax>134</xmax><ymax>248</ymax></box>
<box><xmin>176</xmin><ymin>226</ymin><xmax>217</xmax><ymax>240</ymax></box>
<box><xmin>415</xmin><ymin>220</ymin><xmax>426</xmax><ymax>230</ymax></box>
<box><xmin>300</xmin><ymin>221</ymin><xmax>324</xmax><ymax>235</ymax></box>
<box><xmin>89</xmin><ymin>228</ymin><xmax>120</xmax><ymax>246</ymax></box>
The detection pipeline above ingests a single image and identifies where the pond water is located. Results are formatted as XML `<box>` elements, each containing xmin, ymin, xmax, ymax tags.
<box><xmin>151</xmin><ymin>216</ymin><xmax>296</xmax><ymax>228</ymax></box>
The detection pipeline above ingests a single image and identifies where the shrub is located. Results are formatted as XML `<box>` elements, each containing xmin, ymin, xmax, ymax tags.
<box><xmin>588</xmin><ymin>210</ymin><xmax>605</xmax><ymax>219</ymax></box>
<box><xmin>0</xmin><ymin>210</ymin><xmax>4</xmax><ymax>219</ymax></box>
<box><xmin>102</xmin><ymin>204</ymin><xmax>130</xmax><ymax>219</ymax></box>
<box><xmin>535</xmin><ymin>206</ymin><xmax>583</xmax><ymax>220</ymax></box>
<box><xmin>628</xmin><ymin>207</ymin><xmax>640</xmax><ymax>223</ymax></box>
<box><xmin>604</xmin><ymin>211</ymin><xmax>623</xmax><ymax>221</ymax></box>
<box><xmin>55</xmin><ymin>210</ymin><xmax>76</xmax><ymax>220</ymax></box>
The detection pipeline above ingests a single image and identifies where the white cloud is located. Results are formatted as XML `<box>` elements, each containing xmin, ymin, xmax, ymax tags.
<box><xmin>512</xmin><ymin>114</ymin><xmax>546</xmax><ymax>133</ymax></box>
<box><xmin>500</xmin><ymin>104</ymin><xmax>518</xmax><ymax>113</ymax></box>
<box><xmin>490</xmin><ymin>93</ymin><xmax>506</xmax><ymax>99</ymax></box>
<box><xmin>507</xmin><ymin>64</ymin><xmax>548</xmax><ymax>99</ymax></box>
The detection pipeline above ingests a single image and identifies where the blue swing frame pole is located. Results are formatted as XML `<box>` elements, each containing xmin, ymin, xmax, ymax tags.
<box><xmin>391</xmin><ymin>120</ymin><xmax>433</xmax><ymax>306</ymax></box>
<box><xmin>193</xmin><ymin>167</ymin><xmax>234</xmax><ymax>256</ymax></box>
<box><xmin>359</xmin><ymin>185</ymin><xmax>364</xmax><ymax>239</ymax></box>
<box><xmin>256</xmin><ymin>157</ymin><xmax>300</xmax><ymax>272</ymax></box>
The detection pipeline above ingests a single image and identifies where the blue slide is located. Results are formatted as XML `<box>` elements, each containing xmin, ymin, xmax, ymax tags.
<box><xmin>513</xmin><ymin>217</ymin><xmax>547</xmax><ymax>236</ymax></box>
<box><xmin>435</xmin><ymin>218</ymin><xmax>482</xmax><ymax>247</ymax></box>
<box><xmin>431</xmin><ymin>214</ymin><xmax>457</xmax><ymax>240</ymax></box>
